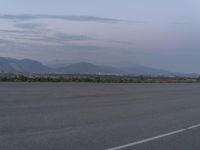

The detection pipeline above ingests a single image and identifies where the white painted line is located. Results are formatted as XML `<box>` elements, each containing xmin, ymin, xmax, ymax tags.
<box><xmin>107</xmin><ymin>123</ymin><xmax>200</xmax><ymax>150</ymax></box>
<box><xmin>187</xmin><ymin>124</ymin><xmax>200</xmax><ymax>129</ymax></box>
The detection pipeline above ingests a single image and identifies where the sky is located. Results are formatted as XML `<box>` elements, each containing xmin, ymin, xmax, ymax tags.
<box><xmin>0</xmin><ymin>0</ymin><xmax>200</xmax><ymax>73</ymax></box>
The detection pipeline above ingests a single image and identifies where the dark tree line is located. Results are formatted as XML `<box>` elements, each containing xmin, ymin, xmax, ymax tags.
<box><xmin>0</xmin><ymin>74</ymin><xmax>198</xmax><ymax>83</ymax></box>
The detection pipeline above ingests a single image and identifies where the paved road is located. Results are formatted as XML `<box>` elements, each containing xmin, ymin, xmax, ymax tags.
<box><xmin>1</xmin><ymin>83</ymin><xmax>200</xmax><ymax>150</ymax></box>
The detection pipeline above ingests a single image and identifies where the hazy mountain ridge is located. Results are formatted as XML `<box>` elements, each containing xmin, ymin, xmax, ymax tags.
<box><xmin>0</xmin><ymin>57</ymin><xmax>51</xmax><ymax>73</ymax></box>
<box><xmin>0</xmin><ymin>57</ymin><xmax>198</xmax><ymax>77</ymax></box>
<box><xmin>57</xmin><ymin>62</ymin><xmax>122</xmax><ymax>74</ymax></box>
<box><xmin>120</xmin><ymin>65</ymin><xmax>173</xmax><ymax>76</ymax></box>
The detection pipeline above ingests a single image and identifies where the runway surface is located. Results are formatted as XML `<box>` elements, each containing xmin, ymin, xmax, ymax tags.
<box><xmin>1</xmin><ymin>83</ymin><xmax>200</xmax><ymax>150</ymax></box>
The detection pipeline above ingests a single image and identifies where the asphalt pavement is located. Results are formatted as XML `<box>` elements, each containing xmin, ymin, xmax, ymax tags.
<box><xmin>1</xmin><ymin>83</ymin><xmax>200</xmax><ymax>150</ymax></box>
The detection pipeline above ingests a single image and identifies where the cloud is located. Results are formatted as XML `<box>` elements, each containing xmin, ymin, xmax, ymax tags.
<box><xmin>0</xmin><ymin>39</ymin><xmax>13</xmax><ymax>44</ymax></box>
<box><xmin>15</xmin><ymin>33</ymin><xmax>93</xmax><ymax>44</ymax></box>
<box><xmin>0</xmin><ymin>14</ymin><xmax>147</xmax><ymax>24</ymax></box>
<box><xmin>0</xmin><ymin>28</ymin><xmax>93</xmax><ymax>46</ymax></box>
<box><xmin>0</xmin><ymin>16</ymin><xmax>94</xmax><ymax>46</ymax></box>
<box><xmin>0</xmin><ymin>42</ymin><xmax>129</xmax><ymax>62</ymax></box>
<box><xmin>0</xmin><ymin>29</ymin><xmax>43</xmax><ymax>44</ymax></box>
<box><xmin>106</xmin><ymin>40</ymin><xmax>133</xmax><ymax>45</ymax></box>
<box><xmin>169</xmin><ymin>21</ymin><xmax>188</xmax><ymax>25</ymax></box>
<box><xmin>14</xmin><ymin>23</ymin><xmax>43</xmax><ymax>29</ymax></box>
<box><xmin>0</xmin><ymin>14</ymin><xmax>123</xmax><ymax>23</ymax></box>
<box><xmin>129</xmin><ymin>20</ymin><xmax>148</xmax><ymax>24</ymax></box>
<box><xmin>0</xmin><ymin>29</ymin><xmax>41</xmax><ymax>34</ymax></box>
<box><xmin>42</xmin><ymin>33</ymin><xmax>93</xmax><ymax>42</ymax></box>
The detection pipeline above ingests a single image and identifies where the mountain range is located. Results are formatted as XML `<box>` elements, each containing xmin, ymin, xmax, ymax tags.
<box><xmin>0</xmin><ymin>57</ymin><xmax>51</xmax><ymax>73</ymax></box>
<box><xmin>0</xmin><ymin>57</ymin><xmax>198</xmax><ymax>77</ymax></box>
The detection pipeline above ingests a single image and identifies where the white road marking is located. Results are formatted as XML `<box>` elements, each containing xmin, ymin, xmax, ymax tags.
<box><xmin>187</xmin><ymin>124</ymin><xmax>200</xmax><ymax>129</ymax></box>
<box><xmin>107</xmin><ymin>123</ymin><xmax>200</xmax><ymax>150</ymax></box>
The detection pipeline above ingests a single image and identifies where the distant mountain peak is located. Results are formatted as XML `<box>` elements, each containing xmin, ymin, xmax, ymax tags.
<box><xmin>57</xmin><ymin>62</ymin><xmax>121</xmax><ymax>74</ymax></box>
<box><xmin>0</xmin><ymin>57</ymin><xmax>51</xmax><ymax>73</ymax></box>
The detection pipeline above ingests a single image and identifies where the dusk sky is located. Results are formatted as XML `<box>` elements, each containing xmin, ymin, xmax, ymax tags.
<box><xmin>0</xmin><ymin>0</ymin><xmax>200</xmax><ymax>73</ymax></box>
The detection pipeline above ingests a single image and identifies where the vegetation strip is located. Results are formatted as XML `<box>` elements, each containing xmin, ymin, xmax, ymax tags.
<box><xmin>0</xmin><ymin>74</ymin><xmax>199</xmax><ymax>83</ymax></box>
